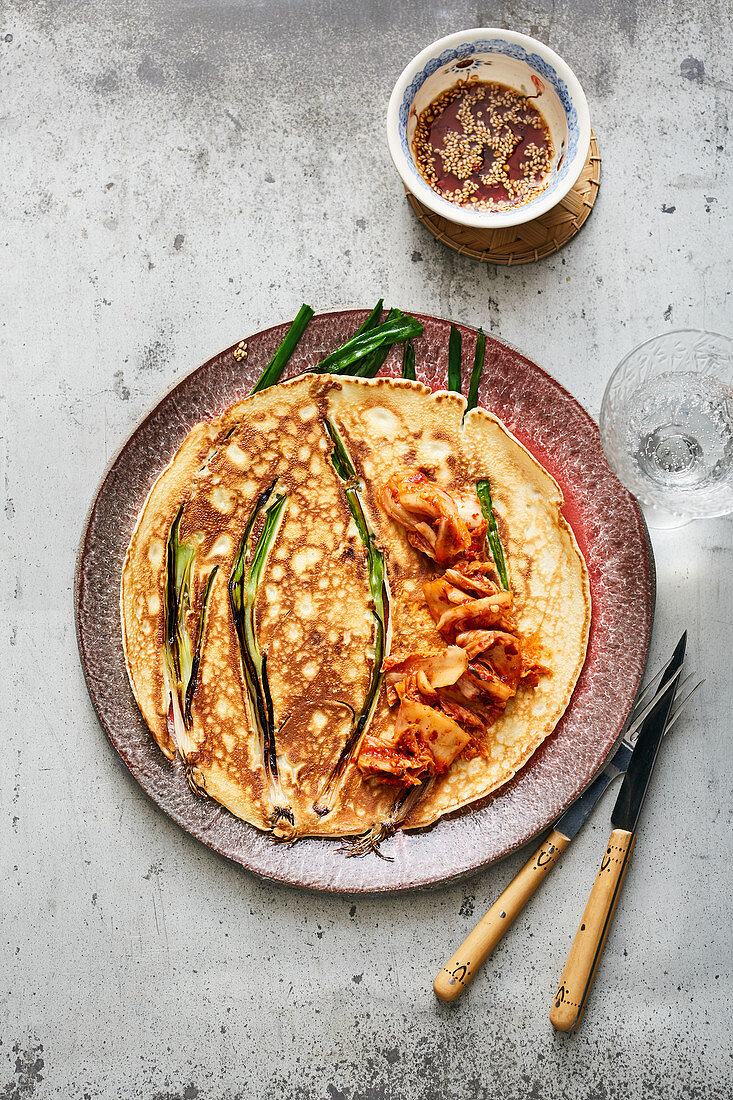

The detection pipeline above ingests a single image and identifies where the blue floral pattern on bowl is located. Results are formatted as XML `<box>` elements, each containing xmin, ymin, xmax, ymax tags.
<box><xmin>399</xmin><ymin>38</ymin><xmax>580</xmax><ymax>219</ymax></box>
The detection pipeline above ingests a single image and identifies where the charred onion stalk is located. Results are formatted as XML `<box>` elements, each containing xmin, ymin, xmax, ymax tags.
<box><xmin>314</xmin><ymin>419</ymin><xmax>391</xmax><ymax>815</ymax></box>
<box><xmin>251</xmin><ymin>303</ymin><xmax>315</xmax><ymax>393</ymax></box>
<box><xmin>344</xmin><ymin>780</ymin><xmax>435</xmax><ymax>859</ymax></box>
<box><xmin>316</xmin><ymin>311</ymin><xmax>423</xmax><ymax>376</ymax></box>
<box><xmin>466</xmin><ymin>328</ymin><xmax>486</xmax><ymax>411</ymax></box>
<box><xmin>229</xmin><ymin>480</ymin><xmax>294</xmax><ymax>827</ymax></box>
<box><xmin>447</xmin><ymin>323</ymin><xmax>462</xmax><ymax>393</ymax></box>
<box><xmin>184</xmin><ymin>566</ymin><xmax>219</xmax><ymax>726</ymax></box>
<box><xmin>477</xmin><ymin>478</ymin><xmax>510</xmax><ymax>590</ymax></box>
<box><xmin>163</xmin><ymin>504</ymin><xmax>219</xmax><ymax>791</ymax></box>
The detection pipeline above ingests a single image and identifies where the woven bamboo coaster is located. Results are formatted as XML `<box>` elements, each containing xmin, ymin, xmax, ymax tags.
<box><xmin>406</xmin><ymin>131</ymin><xmax>601</xmax><ymax>265</ymax></box>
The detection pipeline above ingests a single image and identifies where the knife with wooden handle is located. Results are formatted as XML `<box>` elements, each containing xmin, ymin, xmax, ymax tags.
<box><xmin>433</xmin><ymin>641</ymin><xmax>688</xmax><ymax>1004</ymax></box>
<box><xmin>550</xmin><ymin>631</ymin><xmax>686</xmax><ymax>1032</ymax></box>
<box><xmin>549</xmin><ymin>828</ymin><xmax>635</xmax><ymax>1030</ymax></box>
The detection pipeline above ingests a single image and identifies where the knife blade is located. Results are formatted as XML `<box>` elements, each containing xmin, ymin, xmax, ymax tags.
<box><xmin>554</xmin><ymin>644</ymin><xmax>686</xmax><ymax>841</ymax></box>
<box><xmin>611</xmin><ymin>630</ymin><xmax>686</xmax><ymax>833</ymax></box>
<box><xmin>433</xmin><ymin>643</ymin><xmax>689</xmax><ymax>1003</ymax></box>
<box><xmin>549</xmin><ymin>631</ymin><xmax>687</xmax><ymax>1032</ymax></box>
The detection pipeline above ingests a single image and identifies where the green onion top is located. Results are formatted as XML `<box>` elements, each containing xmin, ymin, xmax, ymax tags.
<box><xmin>352</xmin><ymin>299</ymin><xmax>384</xmax><ymax>338</ymax></box>
<box><xmin>447</xmin><ymin>324</ymin><xmax>462</xmax><ymax>393</ymax></box>
<box><xmin>466</xmin><ymin>328</ymin><xmax>487</xmax><ymax>411</ymax></box>
<box><xmin>354</xmin><ymin>308</ymin><xmax>402</xmax><ymax>378</ymax></box>
<box><xmin>402</xmin><ymin>341</ymin><xmax>416</xmax><ymax>381</ymax></box>
<box><xmin>251</xmin><ymin>303</ymin><xmax>314</xmax><ymax>393</ymax></box>
<box><xmin>317</xmin><ymin>312</ymin><xmax>423</xmax><ymax>376</ymax></box>
<box><xmin>477</xmin><ymin>478</ymin><xmax>509</xmax><ymax>591</ymax></box>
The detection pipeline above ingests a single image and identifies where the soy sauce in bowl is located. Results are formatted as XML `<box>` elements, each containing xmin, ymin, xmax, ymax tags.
<box><xmin>412</xmin><ymin>79</ymin><xmax>554</xmax><ymax>212</ymax></box>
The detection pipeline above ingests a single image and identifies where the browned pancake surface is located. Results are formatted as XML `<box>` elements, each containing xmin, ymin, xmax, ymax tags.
<box><xmin>121</xmin><ymin>376</ymin><xmax>590</xmax><ymax>838</ymax></box>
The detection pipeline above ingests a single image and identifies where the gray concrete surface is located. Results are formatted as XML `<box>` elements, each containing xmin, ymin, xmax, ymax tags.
<box><xmin>2</xmin><ymin>0</ymin><xmax>731</xmax><ymax>1096</ymax></box>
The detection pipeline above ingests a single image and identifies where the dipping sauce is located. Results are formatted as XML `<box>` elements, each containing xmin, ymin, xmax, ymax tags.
<box><xmin>412</xmin><ymin>79</ymin><xmax>555</xmax><ymax>212</ymax></box>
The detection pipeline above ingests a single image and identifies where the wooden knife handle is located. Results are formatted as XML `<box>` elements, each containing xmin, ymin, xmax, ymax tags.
<box><xmin>433</xmin><ymin>828</ymin><xmax>571</xmax><ymax>1002</ymax></box>
<box><xmin>550</xmin><ymin>827</ymin><xmax>636</xmax><ymax>1032</ymax></box>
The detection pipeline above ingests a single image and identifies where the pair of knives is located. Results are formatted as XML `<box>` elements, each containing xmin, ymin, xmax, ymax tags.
<box><xmin>434</xmin><ymin>633</ymin><xmax>695</xmax><ymax>1029</ymax></box>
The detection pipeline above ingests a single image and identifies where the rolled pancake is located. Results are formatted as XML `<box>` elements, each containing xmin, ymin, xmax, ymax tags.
<box><xmin>121</xmin><ymin>374</ymin><xmax>590</xmax><ymax>838</ymax></box>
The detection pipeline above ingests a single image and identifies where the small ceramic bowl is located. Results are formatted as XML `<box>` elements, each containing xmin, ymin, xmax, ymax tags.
<box><xmin>387</xmin><ymin>29</ymin><xmax>591</xmax><ymax>229</ymax></box>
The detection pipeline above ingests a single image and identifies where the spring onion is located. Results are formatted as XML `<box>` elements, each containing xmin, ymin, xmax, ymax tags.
<box><xmin>466</xmin><ymin>328</ymin><xmax>486</xmax><ymax>411</ymax></box>
<box><xmin>402</xmin><ymin>341</ymin><xmax>416</xmax><ymax>381</ymax></box>
<box><xmin>251</xmin><ymin>303</ymin><xmax>315</xmax><ymax>393</ymax></box>
<box><xmin>354</xmin><ymin>307</ymin><xmax>402</xmax><ymax>378</ymax></box>
<box><xmin>345</xmin><ymin>778</ymin><xmax>434</xmax><ymax>859</ymax></box>
<box><xmin>184</xmin><ymin>564</ymin><xmax>219</xmax><ymax>726</ymax></box>
<box><xmin>314</xmin><ymin>419</ymin><xmax>391</xmax><ymax>815</ymax></box>
<box><xmin>447</xmin><ymin>324</ymin><xmax>462</xmax><ymax>393</ymax></box>
<box><xmin>317</xmin><ymin>312</ymin><xmax>423</xmax><ymax>376</ymax></box>
<box><xmin>229</xmin><ymin>480</ymin><xmax>293</xmax><ymax>825</ymax></box>
<box><xmin>477</xmin><ymin>478</ymin><xmax>510</xmax><ymax>590</ymax></box>
<box><xmin>352</xmin><ymin>299</ymin><xmax>384</xmax><ymax>338</ymax></box>
<box><xmin>163</xmin><ymin>505</ymin><xmax>218</xmax><ymax>788</ymax></box>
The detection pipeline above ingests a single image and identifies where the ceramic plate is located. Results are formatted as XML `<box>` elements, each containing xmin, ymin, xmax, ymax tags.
<box><xmin>75</xmin><ymin>309</ymin><xmax>654</xmax><ymax>892</ymax></box>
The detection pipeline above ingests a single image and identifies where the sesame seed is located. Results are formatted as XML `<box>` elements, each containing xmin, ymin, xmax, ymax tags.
<box><xmin>411</xmin><ymin>79</ymin><xmax>554</xmax><ymax>212</ymax></box>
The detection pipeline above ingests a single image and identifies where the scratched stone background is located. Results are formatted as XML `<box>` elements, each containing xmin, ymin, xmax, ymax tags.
<box><xmin>1</xmin><ymin>0</ymin><xmax>732</xmax><ymax>1097</ymax></box>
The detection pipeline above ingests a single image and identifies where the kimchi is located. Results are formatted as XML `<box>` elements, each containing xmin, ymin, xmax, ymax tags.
<box><xmin>377</xmin><ymin>470</ymin><xmax>486</xmax><ymax>564</ymax></box>
<box><xmin>357</xmin><ymin>472</ymin><xmax>549</xmax><ymax>788</ymax></box>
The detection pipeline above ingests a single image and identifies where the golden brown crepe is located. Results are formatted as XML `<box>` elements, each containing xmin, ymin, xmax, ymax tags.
<box><xmin>121</xmin><ymin>374</ymin><xmax>590</xmax><ymax>842</ymax></box>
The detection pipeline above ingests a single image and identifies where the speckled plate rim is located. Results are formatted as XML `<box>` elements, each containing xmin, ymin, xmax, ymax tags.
<box><xmin>75</xmin><ymin>309</ymin><xmax>655</xmax><ymax>894</ymax></box>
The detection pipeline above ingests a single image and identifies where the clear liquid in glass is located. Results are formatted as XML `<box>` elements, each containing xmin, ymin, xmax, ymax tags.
<box><xmin>624</xmin><ymin>371</ymin><xmax>733</xmax><ymax>514</ymax></box>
